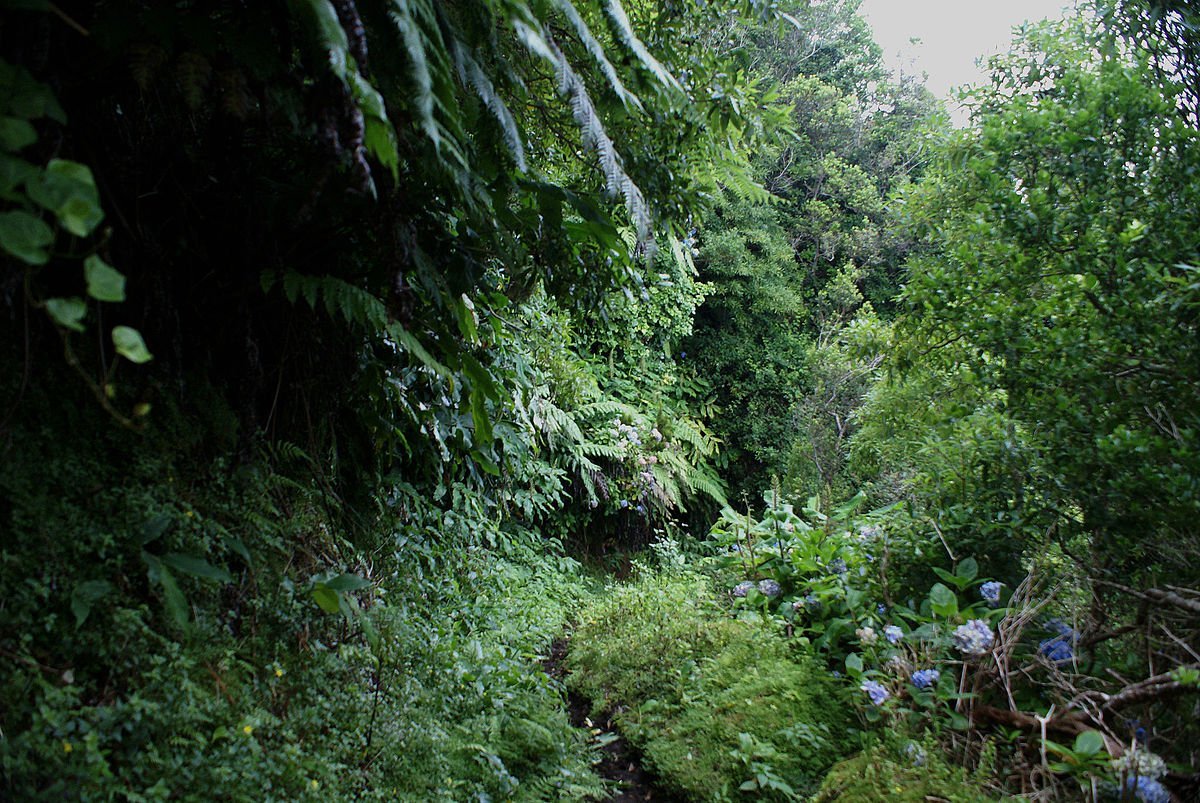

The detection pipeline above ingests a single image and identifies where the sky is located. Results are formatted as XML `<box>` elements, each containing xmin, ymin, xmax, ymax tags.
<box><xmin>857</xmin><ymin>0</ymin><xmax>1076</xmax><ymax>119</ymax></box>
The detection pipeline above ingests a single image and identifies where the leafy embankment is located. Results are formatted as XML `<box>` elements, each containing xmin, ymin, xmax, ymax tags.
<box><xmin>566</xmin><ymin>566</ymin><xmax>853</xmax><ymax>801</ymax></box>
<box><xmin>0</xmin><ymin>384</ymin><xmax>601</xmax><ymax>801</ymax></box>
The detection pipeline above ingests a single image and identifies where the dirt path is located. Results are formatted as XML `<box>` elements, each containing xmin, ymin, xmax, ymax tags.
<box><xmin>544</xmin><ymin>637</ymin><xmax>683</xmax><ymax>802</ymax></box>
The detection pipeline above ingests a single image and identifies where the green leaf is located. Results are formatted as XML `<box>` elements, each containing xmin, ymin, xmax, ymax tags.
<box><xmin>162</xmin><ymin>553</ymin><xmax>232</xmax><ymax>584</ymax></box>
<box><xmin>929</xmin><ymin>582</ymin><xmax>959</xmax><ymax>617</ymax></box>
<box><xmin>389</xmin><ymin>323</ymin><xmax>450</xmax><ymax>377</ymax></box>
<box><xmin>139</xmin><ymin>514</ymin><xmax>172</xmax><ymax>545</ymax></box>
<box><xmin>1073</xmin><ymin>730</ymin><xmax>1105</xmax><ymax>756</ymax></box>
<box><xmin>71</xmin><ymin>580</ymin><xmax>113</xmax><ymax>627</ymax></box>
<box><xmin>955</xmin><ymin>557</ymin><xmax>979</xmax><ymax>582</ymax></box>
<box><xmin>26</xmin><ymin>159</ymin><xmax>102</xmax><ymax>237</ymax></box>
<box><xmin>144</xmin><ymin>553</ymin><xmax>189</xmax><ymax>630</ymax></box>
<box><xmin>324</xmin><ymin>573</ymin><xmax>371</xmax><ymax>592</ymax></box>
<box><xmin>0</xmin><ymin>116</ymin><xmax>36</xmax><ymax>150</ymax></box>
<box><xmin>0</xmin><ymin>209</ymin><xmax>53</xmax><ymax>264</ymax></box>
<box><xmin>112</xmin><ymin>325</ymin><xmax>153</xmax><ymax>363</ymax></box>
<box><xmin>45</xmin><ymin>297</ymin><xmax>86</xmax><ymax>332</ymax></box>
<box><xmin>461</xmin><ymin>353</ymin><xmax>500</xmax><ymax>400</ymax></box>
<box><xmin>311</xmin><ymin>584</ymin><xmax>340</xmax><ymax>614</ymax></box>
<box><xmin>845</xmin><ymin>652</ymin><xmax>863</xmax><ymax>677</ymax></box>
<box><xmin>470</xmin><ymin>385</ymin><xmax>493</xmax><ymax>444</ymax></box>
<box><xmin>84</xmin><ymin>255</ymin><xmax>126</xmax><ymax>302</ymax></box>
<box><xmin>0</xmin><ymin>153</ymin><xmax>37</xmax><ymax>195</ymax></box>
<box><xmin>223</xmin><ymin>534</ymin><xmax>252</xmax><ymax>566</ymax></box>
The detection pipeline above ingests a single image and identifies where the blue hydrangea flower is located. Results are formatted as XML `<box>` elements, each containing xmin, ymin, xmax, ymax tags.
<box><xmin>829</xmin><ymin>558</ymin><xmax>848</xmax><ymax>576</ymax></box>
<box><xmin>903</xmin><ymin>742</ymin><xmax>926</xmax><ymax>767</ymax></box>
<box><xmin>876</xmin><ymin>603</ymin><xmax>888</xmax><ymax>616</ymax></box>
<box><xmin>803</xmin><ymin>593</ymin><xmax>821</xmax><ymax>610</ymax></box>
<box><xmin>952</xmin><ymin>619</ymin><xmax>994</xmax><ymax>656</ymax></box>
<box><xmin>1039</xmin><ymin>637</ymin><xmax>1073</xmax><ymax>663</ymax></box>
<box><xmin>757</xmin><ymin>579</ymin><xmax>781</xmax><ymax>598</ymax></box>
<box><xmin>860</xmin><ymin>680</ymin><xmax>889</xmax><ymax>705</ymax></box>
<box><xmin>980</xmin><ymin>581</ymin><xmax>1002</xmax><ymax>606</ymax></box>
<box><xmin>732</xmin><ymin>581</ymin><xmax>754</xmax><ymax>598</ymax></box>
<box><xmin>911</xmin><ymin>668</ymin><xmax>940</xmax><ymax>689</ymax></box>
<box><xmin>1122</xmin><ymin>776</ymin><xmax>1171</xmax><ymax>803</ymax></box>
<box><xmin>884</xmin><ymin>625</ymin><xmax>903</xmax><ymax>644</ymax></box>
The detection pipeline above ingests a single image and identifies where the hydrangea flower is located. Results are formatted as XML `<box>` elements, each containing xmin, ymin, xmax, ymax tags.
<box><xmin>952</xmin><ymin>619</ymin><xmax>994</xmax><ymax>656</ymax></box>
<box><xmin>803</xmin><ymin>593</ymin><xmax>821</xmax><ymax>611</ymax></box>
<box><xmin>903</xmin><ymin>742</ymin><xmax>926</xmax><ymax>767</ymax></box>
<box><xmin>1121</xmin><ymin>776</ymin><xmax>1171</xmax><ymax>803</ymax></box>
<box><xmin>829</xmin><ymin>558</ymin><xmax>848</xmax><ymax>576</ymax></box>
<box><xmin>1038</xmin><ymin>637</ymin><xmax>1073</xmax><ymax>663</ymax></box>
<box><xmin>876</xmin><ymin>603</ymin><xmax>888</xmax><ymax>616</ymax></box>
<box><xmin>732</xmin><ymin>581</ymin><xmax>755</xmax><ymax>598</ymax></box>
<box><xmin>1114</xmin><ymin>748</ymin><xmax>1167</xmax><ymax>780</ymax></box>
<box><xmin>980</xmin><ymin>581</ymin><xmax>1002</xmax><ymax>607</ymax></box>
<box><xmin>860</xmin><ymin>680</ymin><xmax>889</xmax><ymax>705</ymax></box>
<box><xmin>911</xmin><ymin>668</ymin><xmax>940</xmax><ymax>689</ymax></box>
<box><xmin>855</xmin><ymin>626</ymin><xmax>878</xmax><ymax>645</ymax></box>
<box><xmin>1045</xmin><ymin>618</ymin><xmax>1078</xmax><ymax>639</ymax></box>
<box><xmin>884</xmin><ymin>625</ymin><xmax>903</xmax><ymax>644</ymax></box>
<box><xmin>757</xmin><ymin>579</ymin><xmax>781</xmax><ymax>598</ymax></box>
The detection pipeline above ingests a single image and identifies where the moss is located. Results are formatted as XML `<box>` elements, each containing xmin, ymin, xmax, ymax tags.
<box><xmin>813</xmin><ymin>742</ymin><xmax>998</xmax><ymax>802</ymax></box>
<box><xmin>567</xmin><ymin>569</ymin><xmax>854</xmax><ymax>801</ymax></box>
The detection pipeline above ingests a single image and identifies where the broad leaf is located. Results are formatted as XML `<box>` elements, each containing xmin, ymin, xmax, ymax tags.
<box><xmin>84</xmin><ymin>255</ymin><xmax>126</xmax><ymax>302</ymax></box>
<box><xmin>112</xmin><ymin>325</ymin><xmax>153</xmax><ymax>363</ymax></box>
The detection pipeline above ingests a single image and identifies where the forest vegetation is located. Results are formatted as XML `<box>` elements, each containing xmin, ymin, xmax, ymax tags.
<box><xmin>1</xmin><ymin>0</ymin><xmax>1198</xmax><ymax>800</ymax></box>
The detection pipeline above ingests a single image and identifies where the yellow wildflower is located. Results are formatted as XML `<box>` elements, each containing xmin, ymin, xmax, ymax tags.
<box><xmin>62</xmin><ymin>741</ymin><xmax>72</xmax><ymax>754</ymax></box>
<box><xmin>242</xmin><ymin>725</ymin><xmax>253</xmax><ymax>736</ymax></box>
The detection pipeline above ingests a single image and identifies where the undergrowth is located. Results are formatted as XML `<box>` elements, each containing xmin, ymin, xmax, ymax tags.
<box><xmin>0</xmin><ymin>384</ymin><xmax>602</xmax><ymax>801</ymax></box>
<box><xmin>566</xmin><ymin>561</ymin><xmax>854</xmax><ymax>801</ymax></box>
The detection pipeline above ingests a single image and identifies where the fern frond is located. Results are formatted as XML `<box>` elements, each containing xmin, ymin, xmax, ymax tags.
<box><xmin>671</xmin><ymin>416</ymin><xmax>718</xmax><ymax>456</ymax></box>
<box><xmin>602</xmin><ymin>0</ymin><xmax>682</xmax><ymax>93</ymax></box>
<box><xmin>517</xmin><ymin>27</ymin><xmax>653</xmax><ymax>242</ymax></box>
<box><xmin>579</xmin><ymin>441</ymin><xmax>624</xmax><ymax>460</ymax></box>
<box><xmin>450</xmin><ymin>40</ymin><xmax>527</xmax><ymax>170</ymax></box>
<box><xmin>554</xmin><ymin>0</ymin><xmax>643</xmax><ymax>112</ymax></box>
<box><xmin>679</xmin><ymin>462</ymin><xmax>729</xmax><ymax>508</ymax></box>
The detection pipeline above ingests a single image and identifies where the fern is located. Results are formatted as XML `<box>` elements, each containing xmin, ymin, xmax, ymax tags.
<box><xmin>602</xmin><ymin>0</ymin><xmax>682</xmax><ymax>93</ymax></box>
<box><xmin>554</xmin><ymin>0</ymin><xmax>643</xmax><ymax>112</ymax></box>
<box><xmin>450</xmin><ymin>40</ymin><xmax>527</xmax><ymax>170</ymax></box>
<box><xmin>264</xmin><ymin>271</ymin><xmax>389</xmax><ymax>329</ymax></box>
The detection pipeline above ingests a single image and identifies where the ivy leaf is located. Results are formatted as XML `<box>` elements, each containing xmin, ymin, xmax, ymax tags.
<box><xmin>84</xmin><ymin>255</ymin><xmax>126</xmax><ymax>302</ymax></box>
<box><xmin>0</xmin><ymin>209</ymin><xmax>53</xmax><ymax>264</ymax></box>
<box><xmin>45</xmin><ymin>297</ymin><xmax>87</xmax><ymax>332</ymax></box>
<box><xmin>112</xmin><ymin>325</ymin><xmax>153</xmax><ymax>363</ymax></box>
<box><xmin>26</xmin><ymin>159</ymin><xmax>103</xmax><ymax>237</ymax></box>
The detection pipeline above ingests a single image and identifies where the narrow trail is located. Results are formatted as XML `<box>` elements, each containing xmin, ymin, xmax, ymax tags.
<box><xmin>544</xmin><ymin>637</ymin><xmax>684</xmax><ymax>803</ymax></box>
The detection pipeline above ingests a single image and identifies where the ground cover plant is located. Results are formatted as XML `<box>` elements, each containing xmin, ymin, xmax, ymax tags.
<box><xmin>567</xmin><ymin>559</ymin><xmax>854</xmax><ymax>800</ymax></box>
